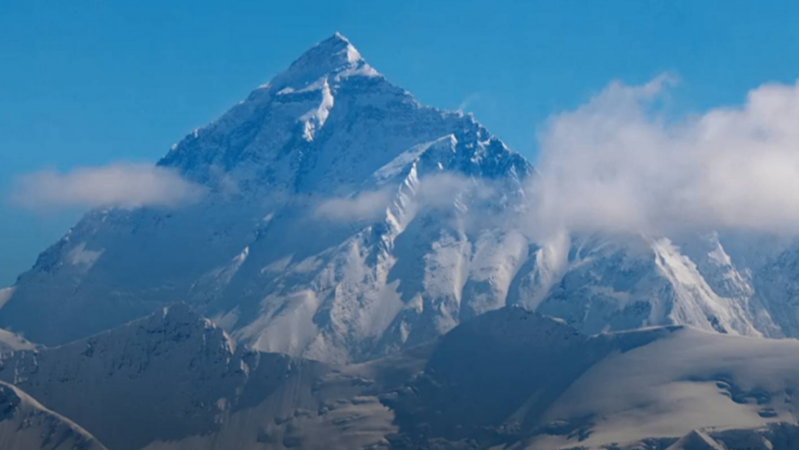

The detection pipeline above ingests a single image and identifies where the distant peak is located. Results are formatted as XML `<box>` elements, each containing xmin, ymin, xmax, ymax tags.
<box><xmin>263</xmin><ymin>32</ymin><xmax>378</xmax><ymax>91</ymax></box>
<box><xmin>307</xmin><ymin>32</ymin><xmax>361</xmax><ymax>63</ymax></box>
<box><xmin>329</xmin><ymin>31</ymin><xmax>352</xmax><ymax>46</ymax></box>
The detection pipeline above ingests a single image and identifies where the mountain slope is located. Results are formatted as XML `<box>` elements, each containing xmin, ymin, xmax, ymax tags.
<box><xmin>382</xmin><ymin>307</ymin><xmax>799</xmax><ymax>449</ymax></box>
<box><xmin>2</xmin><ymin>305</ymin><xmax>798</xmax><ymax>450</ymax></box>
<box><xmin>0</xmin><ymin>305</ymin><xmax>427</xmax><ymax>450</ymax></box>
<box><xmin>0</xmin><ymin>380</ymin><xmax>108</xmax><ymax>450</ymax></box>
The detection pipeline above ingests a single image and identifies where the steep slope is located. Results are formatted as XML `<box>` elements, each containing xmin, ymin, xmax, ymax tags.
<box><xmin>382</xmin><ymin>307</ymin><xmax>799</xmax><ymax>450</ymax></box>
<box><xmin>512</xmin><ymin>233</ymin><xmax>789</xmax><ymax>339</ymax></box>
<box><xmin>0</xmin><ymin>380</ymin><xmax>108</xmax><ymax>450</ymax></box>
<box><xmin>0</xmin><ymin>305</ymin><xmax>249</xmax><ymax>450</ymax></box>
<box><xmin>0</xmin><ymin>305</ymin><xmax>427</xmax><ymax>450</ymax></box>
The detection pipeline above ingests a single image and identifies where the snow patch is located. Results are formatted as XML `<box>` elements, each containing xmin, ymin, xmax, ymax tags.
<box><xmin>0</xmin><ymin>287</ymin><xmax>14</xmax><ymax>311</ymax></box>
<box><xmin>653</xmin><ymin>238</ymin><xmax>760</xmax><ymax>336</ymax></box>
<box><xmin>300</xmin><ymin>79</ymin><xmax>334</xmax><ymax>141</ymax></box>
<box><xmin>68</xmin><ymin>242</ymin><xmax>104</xmax><ymax>268</ymax></box>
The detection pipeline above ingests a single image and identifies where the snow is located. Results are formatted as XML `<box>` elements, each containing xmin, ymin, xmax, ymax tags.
<box><xmin>0</xmin><ymin>32</ymin><xmax>537</xmax><ymax>363</ymax></box>
<box><xmin>0</xmin><ymin>287</ymin><xmax>14</xmax><ymax>310</ymax></box>
<box><xmin>0</xmin><ymin>305</ymin><xmax>408</xmax><ymax>450</ymax></box>
<box><xmin>653</xmin><ymin>237</ymin><xmax>761</xmax><ymax>336</ymax></box>
<box><xmin>0</xmin><ymin>305</ymin><xmax>242</xmax><ymax>450</ymax></box>
<box><xmin>0</xmin><ymin>381</ymin><xmax>108</xmax><ymax>450</ymax></box>
<box><xmin>666</xmin><ymin>430</ymin><xmax>726</xmax><ymax>450</ymax></box>
<box><xmin>521</xmin><ymin>326</ymin><xmax>799</xmax><ymax>449</ymax></box>
<box><xmin>0</xmin><ymin>302</ymin><xmax>797</xmax><ymax>450</ymax></box>
<box><xmin>0</xmin><ymin>328</ymin><xmax>36</xmax><ymax>353</ymax></box>
<box><xmin>377</xmin><ymin>307</ymin><xmax>799</xmax><ymax>449</ymax></box>
<box><xmin>5</xmin><ymin>30</ymin><xmax>799</xmax><ymax>450</ymax></box>
<box><xmin>67</xmin><ymin>241</ymin><xmax>104</xmax><ymax>267</ymax></box>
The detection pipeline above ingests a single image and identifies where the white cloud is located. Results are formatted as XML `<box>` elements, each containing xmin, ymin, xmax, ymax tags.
<box><xmin>11</xmin><ymin>163</ymin><xmax>205</xmax><ymax>210</ymax></box>
<box><xmin>457</xmin><ymin>92</ymin><xmax>482</xmax><ymax>113</ymax></box>
<box><xmin>314</xmin><ymin>189</ymin><xmax>391</xmax><ymax>222</ymax></box>
<box><xmin>313</xmin><ymin>172</ymin><xmax>498</xmax><ymax>225</ymax></box>
<box><xmin>531</xmin><ymin>75</ymin><xmax>799</xmax><ymax>236</ymax></box>
<box><xmin>416</xmin><ymin>173</ymin><xmax>495</xmax><ymax>207</ymax></box>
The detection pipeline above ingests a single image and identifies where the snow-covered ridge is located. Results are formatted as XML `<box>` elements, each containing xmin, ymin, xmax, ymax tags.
<box><xmin>260</xmin><ymin>32</ymin><xmax>379</xmax><ymax>92</ymax></box>
<box><xmin>0</xmin><ymin>305</ymin><xmax>247</xmax><ymax>450</ymax></box>
<box><xmin>0</xmin><ymin>304</ymin><xmax>413</xmax><ymax>450</ymax></box>
<box><xmin>1</xmin><ymin>305</ymin><xmax>798</xmax><ymax>450</ymax></box>
<box><xmin>0</xmin><ymin>381</ymin><xmax>108</xmax><ymax>450</ymax></box>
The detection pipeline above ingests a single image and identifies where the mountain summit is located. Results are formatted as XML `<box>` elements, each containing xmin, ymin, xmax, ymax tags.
<box><xmin>158</xmin><ymin>33</ymin><xmax>528</xmax><ymax>194</ymax></box>
<box><xmin>267</xmin><ymin>32</ymin><xmax>377</xmax><ymax>89</ymax></box>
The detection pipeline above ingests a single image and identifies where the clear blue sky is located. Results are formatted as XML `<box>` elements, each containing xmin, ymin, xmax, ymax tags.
<box><xmin>1</xmin><ymin>0</ymin><xmax>799</xmax><ymax>286</ymax></box>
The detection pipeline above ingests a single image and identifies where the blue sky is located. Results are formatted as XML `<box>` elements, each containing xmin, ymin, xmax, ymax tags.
<box><xmin>1</xmin><ymin>0</ymin><xmax>799</xmax><ymax>285</ymax></box>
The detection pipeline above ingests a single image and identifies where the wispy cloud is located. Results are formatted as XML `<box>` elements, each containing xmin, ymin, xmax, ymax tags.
<box><xmin>314</xmin><ymin>189</ymin><xmax>392</xmax><ymax>222</ymax></box>
<box><xmin>457</xmin><ymin>92</ymin><xmax>482</xmax><ymax>113</ymax></box>
<box><xmin>313</xmin><ymin>172</ymin><xmax>497</xmax><ymax>225</ymax></box>
<box><xmin>10</xmin><ymin>163</ymin><xmax>205</xmax><ymax>211</ymax></box>
<box><xmin>530</xmin><ymin>75</ymin><xmax>799</xmax><ymax>236</ymax></box>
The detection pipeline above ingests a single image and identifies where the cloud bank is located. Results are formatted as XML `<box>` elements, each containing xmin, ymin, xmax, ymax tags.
<box><xmin>532</xmin><ymin>75</ymin><xmax>799</xmax><ymax>236</ymax></box>
<box><xmin>11</xmin><ymin>163</ymin><xmax>205</xmax><ymax>210</ymax></box>
<box><xmin>314</xmin><ymin>173</ymin><xmax>497</xmax><ymax>224</ymax></box>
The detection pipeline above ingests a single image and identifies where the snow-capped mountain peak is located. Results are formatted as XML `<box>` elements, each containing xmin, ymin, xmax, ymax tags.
<box><xmin>0</xmin><ymin>34</ymin><xmax>536</xmax><ymax>361</ymax></box>
<box><xmin>261</xmin><ymin>32</ymin><xmax>378</xmax><ymax>93</ymax></box>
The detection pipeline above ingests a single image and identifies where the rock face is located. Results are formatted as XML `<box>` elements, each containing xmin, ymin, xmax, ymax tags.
<box><xmin>4</xmin><ymin>33</ymin><xmax>799</xmax><ymax>366</ymax></box>
<box><xmin>0</xmin><ymin>380</ymin><xmax>108</xmax><ymax>450</ymax></box>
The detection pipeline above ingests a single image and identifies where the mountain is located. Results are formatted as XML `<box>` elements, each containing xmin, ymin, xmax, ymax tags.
<box><xmin>527</xmin><ymin>233</ymin><xmax>771</xmax><ymax>336</ymax></box>
<box><xmin>1</xmin><ymin>305</ymin><xmax>798</xmax><ymax>450</ymax></box>
<box><xmin>3</xmin><ymin>33</ymin><xmax>799</xmax><ymax>366</ymax></box>
<box><xmin>1</xmin><ymin>305</ymin><xmax>248</xmax><ymax>450</ymax></box>
<box><xmin>0</xmin><ymin>33</ymin><xmax>534</xmax><ymax>363</ymax></box>
<box><xmin>0</xmin><ymin>380</ymin><xmax>108</xmax><ymax>450</ymax></box>
<box><xmin>385</xmin><ymin>307</ymin><xmax>799</xmax><ymax>449</ymax></box>
<box><xmin>0</xmin><ymin>305</ymin><xmax>425</xmax><ymax>450</ymax></box>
